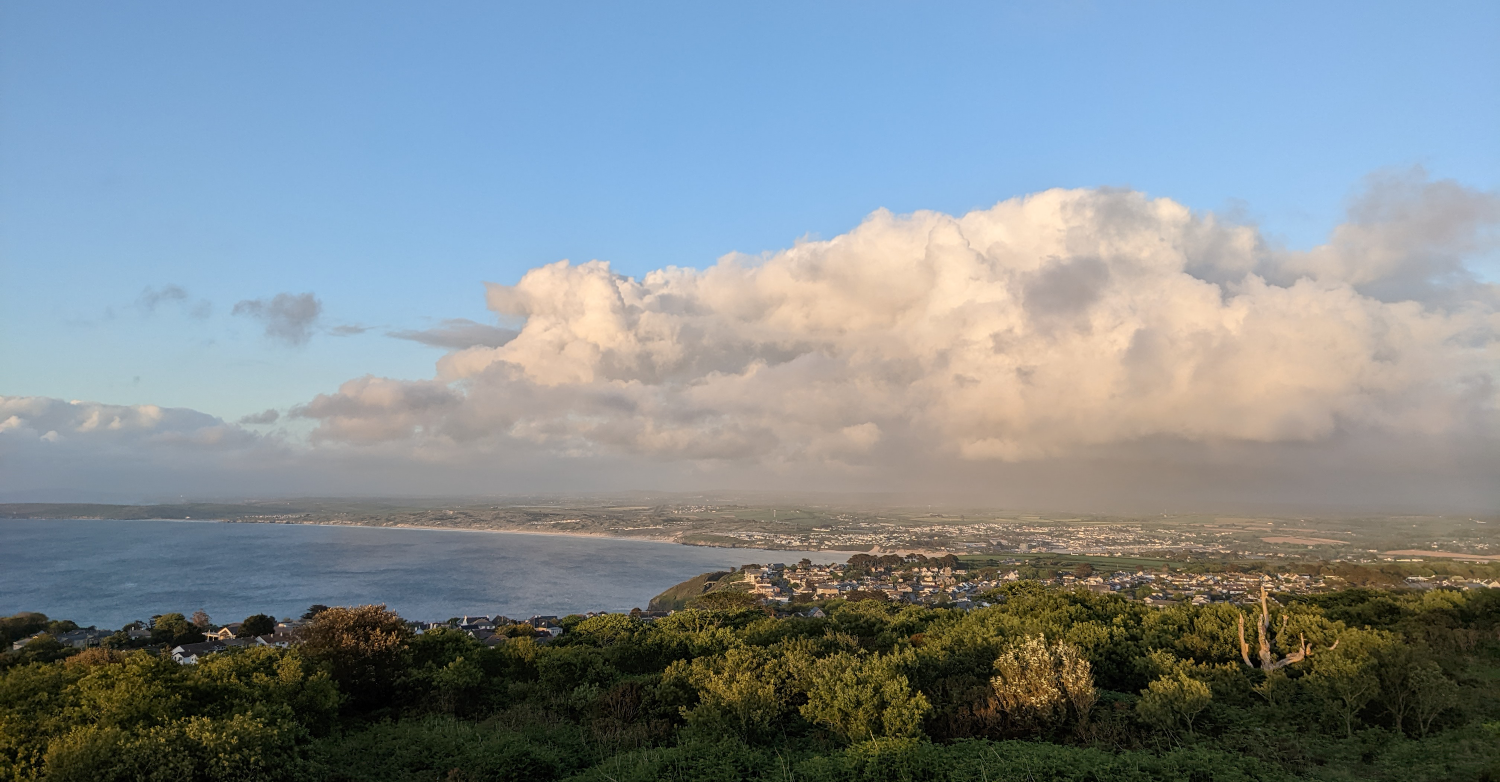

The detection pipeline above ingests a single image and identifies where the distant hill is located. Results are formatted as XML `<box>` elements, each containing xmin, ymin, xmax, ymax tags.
<box><xmin>647</xmin><ymin>569</ymin><xmax>752</xmax><ymax>611</ymax></box>
<box><xmin>0</xmin><ymin>503</ymin><xmax>280</xmax><ymax>520</ymax></box>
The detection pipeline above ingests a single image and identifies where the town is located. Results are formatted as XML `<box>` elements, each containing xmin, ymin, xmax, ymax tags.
<box><xmin>11</xmin><ymin>550</ymin><xmax>1499</xmax><ymax>670</ymax></box>
<box><xmin>664</xmin><ymin>553</ymin><xmax>1500</xmax><ymax>611</ymax></box>
<box><xmin>8</xmin><ymin>499</ymin><xmax>1495</xmax><ymax>563</ymax></box>
<box><xmin>4</xmin><ymin>608</ymin><xmax>574</xmax><ymax>666</ymax></box>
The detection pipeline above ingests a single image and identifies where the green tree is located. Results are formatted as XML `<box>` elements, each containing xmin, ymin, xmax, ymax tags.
<box><xmin>297</xmin><ymin>604</ymin><xmax>412</xmax><ymax>711</ymax></box>
<box><xmin>1137</xmin><ymin>671</ymin><xmax>1212</xmax><ymax>738</ymax></box>
<box><xmin>240</xmin><ymin>614</ymin><xmax>276</xmax><ymax>638</ymax></box>
<box><xmin>801</xmin><ymin>651</ymin><xmax>930</xmax><ymax>743</ymax></box>
<box><xmin>688</xmin><ymin>590</ymin><xmax>760</xmax><ymax>611</ymax></box>
<box><xmin>0</xmin><ymin>612</ymin><xmax>50</xmax><ymax>646</ymax></box>
<box><xmin>1305</xmin><ymin>640</ymin><xmax>1380</xmax><ymax>738</ymax></box>
<box><xmin>669</xmin><ymin>645</ymin><xmax>809</xmax><ymax>742</ymax></box>
<box><xmin>1409</xmin><ymin>661</ymin><xmax>1458</xmax><ymax>737</ymax></box>
<box><xmin>430</xmin><ymin>655</ymin><xmax>484</xmax><ymax>714</ymax></box>
<box><xmin>2</xmin><ymin>634</ymin><xmax>73</xmax><ymax>667</ymax></box>
<box><xmin>151</xmin><ymin>613</ymin><xmax>206</xmax><ymax>646</ymax></box>
<box><xmin>1373</xmin><ymin>642</ymin><xmax>1423</xmax><ymax>735</ymax></box>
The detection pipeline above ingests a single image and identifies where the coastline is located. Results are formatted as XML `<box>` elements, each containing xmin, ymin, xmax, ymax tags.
<box><xmin>9</xmin><ymin>516</ymin><xmax>834</xmax><ymax>559</ymax></box>
<box><xmin>219</xmin><ymin>518</ymin><xmax>850</xmax><ymax>558</ymax></box>
<box><xmin>0</xmin><ymin>517</ymin><xmax>835</xmax><ymax>628</ymax></box>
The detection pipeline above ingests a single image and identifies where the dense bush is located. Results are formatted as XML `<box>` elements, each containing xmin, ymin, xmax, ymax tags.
<box><xmin>2</xmin><ymin>587</ymin><xmax>1498</xmax><ymax>780</ymax></box>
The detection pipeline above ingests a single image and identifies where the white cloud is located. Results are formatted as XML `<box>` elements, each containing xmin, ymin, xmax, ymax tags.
<box><xmin>7</xmin><ymin>176</ymin><xmax>1497</xmax><ymax>509</ymax></box>
<box><xmin>0</xmin><ymin>397</ymin><xmax>255</xmax><ymax>450</ymax></box>
<box><xmin>294</xmin><ymin>179</ymin><xmax>1498</xmax><ymax>473</ymax></box>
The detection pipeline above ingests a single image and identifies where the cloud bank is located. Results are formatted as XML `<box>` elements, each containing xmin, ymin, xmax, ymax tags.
<box><xmin>297</xmin><ymin>176</ymin><xmax>1499</xmax><ymax>474</ymax></box>
<box><xmin>5</xmin><ymin>175</ymin><xmax>1497</xmax><ymax>508</ymax></box>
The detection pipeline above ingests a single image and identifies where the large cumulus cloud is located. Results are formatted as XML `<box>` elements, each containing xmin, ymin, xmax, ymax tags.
<box><xmin>294</xmin><ymin>176</ymin><xmax>1498</xmax><ymax>477</ymax></box>
<box><xmin>8</xmin><ymin>175</ymin><xmax>1496</xmax><ymax>507</ymax></box>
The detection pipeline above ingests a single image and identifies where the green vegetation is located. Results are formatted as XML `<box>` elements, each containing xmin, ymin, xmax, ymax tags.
<box><xmin>3</xmin><ymin>585</ymin><xmax>1499</xmax><ymax>781</ymax></box>
<box><xmin>647</xmin><ymin>570</ymin><xmax>736</xmax><ymax>611</ymax></box>
<box><xmin>241</xmin><ymin>614</ymin><xmax>277</xmax><ymax>638</ymax></box>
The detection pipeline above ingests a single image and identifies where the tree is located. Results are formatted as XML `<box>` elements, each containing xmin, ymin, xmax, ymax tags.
<box><xmin>802</xmin><ymin>651</ymin><xmax>930</xmax><ymax>743</ymax></box>
<box><xmin>1056</xmin><ymin>642</ymin><xmax>1097</xmax><ymax>732</ymax></box>
<box><xmin>297</xmin><ymin>604</ymin><xmax>413</xmax><ymax>710</ymax></box>
<box><xmin>1374</xmin><ymin>642</ymin><xmax>1423</xmax><ymax>735</ymax></box>
<box><xmin>190</xmin><ymin>610</ymin><xmax>212</xmax><ymax>629</ymax></box>
<box><xmin>63</xmin><ymin>647</ymin><xmax>128</xmax><ymax>669</ymax></box>
<box><xmin>1410</xmin><ymin>662</ymin><xmax>1458</xmax><ymax>737</ymax></box>
<box><xmin>239</xmin><ymin>614</ymin><xmax>276</xmax><ymax>638</ymax></box>
<box><xmin>301</xmin><ymin>605</ymin><xmax>331</xmax><ymax>622</ymax></box>
<box><xmin>989</xmin><ymin>635</ymin><xmax>1097</xmax><ymax>733</ymax></box>
<box><xmin>430</xmin><ymin>655</ymin><xmax>484</xmax><ymax>715</ymax></box>
<box><xmin>688</xmin><ymin>590</ymin><xmax>760</xmax><ymax>611</ymax></box>
<box><xmin>1138</xmin><ymin>671</ymin><xmax>1212</xmax><ymax>738</ymax></box>
<box><xmin>671</xmin><ymin>646</ymin><xmax>797</xmax><ymax>742</ymax></box>
<box><xmin>1238</xmin><ymin>585</ymin><xmax>1336</xmax><ymax>670</ymax></box>
<box><xmin>3</xmin><ymin>634</ymin><xmax>72</xmax><ymax>666</ymax></box>
<box><xmin>0</xmin><ymin>612</ymin><xmax>50</xmax><ymax>646</ymax></box>
<box><xmin>1073</xmin><ymin>563</ymin><xmax>1094</xmax><ymax>578</ymax></box>
<box><xmin>151</xmin><ymin>613</ymin><xmax>206</xmax><ymax>646</ymax></box>
<box><xmin>1306</xmin><ymin>650</ymin><xmax>1379</xmax><ymax>737</ymax></box>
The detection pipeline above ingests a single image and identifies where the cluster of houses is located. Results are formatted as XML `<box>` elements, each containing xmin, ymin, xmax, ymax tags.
<box><xmin>743</xmin><ymin>562</ymin><xmax>974</xmax><ymax>605</ymax></box>
<box><xmin>9</xmin><ymin>618</ymin><xmax>304</xmax><ymax>664</ymax></box>
<box><xmin>10</xmin><ymin>626</ymin><xmax>115</xmax><ymax>652</ymax></box>
<box><xmin>1405</xmin><ymin>575</ymin><xmax>1500</xmax><ymax>590</ymax></box>
<box><xmin>9</xmin><ymin>612</ymin><xmax>581</xmax><ymax>666</ymax></box>
<box><xmin>170</xmin><ymin>634</ymin><xmax>294</xmax><ymax>664</ymax></box>
<box><xmin>410</xmin><ymin>614</ymin><xmax>567</xmax><ymax>646</ymax></box>
<box><xmin>729</xmin><ymin>559</ymin><xmax>1500</xmax><ymax>609</ymax></box>
<box><xmin>168</xmin><ymin>619</ymin><xmax>305</xmax><ymax>664</ymax></box>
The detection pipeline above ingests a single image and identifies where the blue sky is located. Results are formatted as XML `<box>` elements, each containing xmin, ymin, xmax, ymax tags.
<box><xmin>1</xmin><ymin>3</ymin><xmax>1498</xmax><ymax>506</ymax></box>
<box><xmin>4</xmin><ymin>2</ymin><xmax>1496</xmax><ymax>422</ymax></box>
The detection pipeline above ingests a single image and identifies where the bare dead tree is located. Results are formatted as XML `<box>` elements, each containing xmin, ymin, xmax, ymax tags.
<box><xmin>1238</xmin><ymin>585</ymin><xmax>1337</xmax><ymax>670</ymax></box>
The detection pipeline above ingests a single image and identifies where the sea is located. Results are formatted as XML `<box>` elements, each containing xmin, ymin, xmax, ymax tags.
<box><xmin>0</xmin><ymin>518</ymin><xmax>828</xmax><ymax>629</ymax></box>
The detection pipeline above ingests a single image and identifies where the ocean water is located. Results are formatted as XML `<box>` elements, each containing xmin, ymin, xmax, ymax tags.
<box><xmin>0</xmin><ymin>519</ymin><xmax>822</xmax><ymax>628</ymax></box>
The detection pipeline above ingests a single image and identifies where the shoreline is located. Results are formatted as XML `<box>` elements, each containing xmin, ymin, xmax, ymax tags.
<box><xmin>6</xmin><ymin>516</ymin><xmax>841</xmax><ymax>560</ymax></box>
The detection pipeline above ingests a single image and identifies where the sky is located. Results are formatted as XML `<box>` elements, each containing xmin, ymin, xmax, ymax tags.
<box><xmin>1</xmin><ymin>2</ymin><xmax>1497</xmax><ymax>509</ymax></box>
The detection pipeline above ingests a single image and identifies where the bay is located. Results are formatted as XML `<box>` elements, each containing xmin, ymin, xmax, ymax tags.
<box><xmin>0</xmin><ymin>519</ymin><xmax>824</xmax><ymax>628</ymax></box>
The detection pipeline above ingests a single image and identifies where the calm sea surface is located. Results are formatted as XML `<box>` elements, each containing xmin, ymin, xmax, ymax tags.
<box><xmin>0</xmin><ymin>519</ymin><xmax>822</xmax><ymax>628</ymax></box>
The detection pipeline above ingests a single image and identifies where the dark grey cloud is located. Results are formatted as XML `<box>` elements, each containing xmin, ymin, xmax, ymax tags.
<box><xmin>238</xmin><ymin>409</ymin><xmax>280</xmax><ymax>425</ymax></box>
<box><xmin>138</xmin><ymin>285</ymin><xmax>212</xmax><ymax>319</ymax></box>
<box><xmin>232</xmin><ymin>293</ymin><xmax>322</xmax><ymax>346</ymax></box>
<box><xmin>388</xmin><ymin>318</ymin><xmax>518</xmax><ymax>349</ymax></box>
